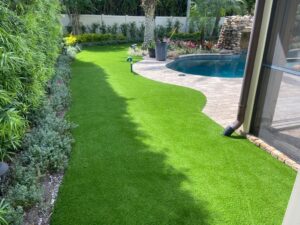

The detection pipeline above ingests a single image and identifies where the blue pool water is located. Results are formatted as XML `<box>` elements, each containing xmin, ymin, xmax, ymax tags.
<box><xmin>167</xmin><ymin>54</ymin><xmax>246</xmax><ymax>78</ymax></box>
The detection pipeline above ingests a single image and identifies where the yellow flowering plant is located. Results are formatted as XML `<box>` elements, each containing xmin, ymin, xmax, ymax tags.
<box><xmin>64</xmin><ymin>35</ymin><xmax>77</xmax><ymax>46</ymax></box>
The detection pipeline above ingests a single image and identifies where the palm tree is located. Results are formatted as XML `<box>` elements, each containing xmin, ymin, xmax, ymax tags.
<box><xmin>141</xmin><ymin>0</ymin><xmax>157</xmax><ymax>44</ymax></box>
<box><xmin>190</xmin><ymin>0</ymin><xmax>241</xmax><ymax>38</ymax></box>
<box><xmin>185</xmin><ymin>0</ymin><xmax>192</xmax><ymax>32</ymax></box>
<box><xmin>237</xmin><ymin>0</ymin><xmax>256</xmax><ymax>15</ymax></box>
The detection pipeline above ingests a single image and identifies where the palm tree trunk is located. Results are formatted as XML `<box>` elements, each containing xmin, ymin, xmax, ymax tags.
<box><xmin>185</xmin><ymin>0</ymin><xmax>192</xmax><ymax>32</ymax></box>
<box><xmin>143</xmin><ymin>5</ymin><xmax>156</xmax><ymax>44</ymax></box>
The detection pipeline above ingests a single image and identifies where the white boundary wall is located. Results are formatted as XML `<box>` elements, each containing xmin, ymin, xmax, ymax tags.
<box><xmin>61</xmin><ymin>14</ymin><xmax>187</xmax><ymax>32</ymax></box>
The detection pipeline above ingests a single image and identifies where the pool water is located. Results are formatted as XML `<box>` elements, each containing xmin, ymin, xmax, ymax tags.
<box><xmin>167</xmin><ymin>54</ymin><xmax>246</xmax><ymax>78</ymax></box>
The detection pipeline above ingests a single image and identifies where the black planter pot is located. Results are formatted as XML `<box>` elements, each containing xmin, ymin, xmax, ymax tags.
<box><xmin>0</xmin><ymin>162</ymin><xmax>8</xmax><ymax>177</ymax></box>
<box><xmin>148</xmin><ymin>48</ymin><xmax>156</xmax><ymax>58</ymax></box>
<box><xmin>155</xmin><ymin>42</ymin><xmax>167</xmax><ymax>61</ymax></box>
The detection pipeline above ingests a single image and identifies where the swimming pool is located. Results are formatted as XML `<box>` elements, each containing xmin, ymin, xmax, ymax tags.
<box><xmin>167</xmin><ymin>54</ymin><xmax>246</xmax><ymax>78</ymax></box>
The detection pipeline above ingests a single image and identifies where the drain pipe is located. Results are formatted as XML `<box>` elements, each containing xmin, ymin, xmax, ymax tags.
<box><xmin>223</xmin><ymin>0</ymin><xmax>266</xmax><ymax>136</ymax></box>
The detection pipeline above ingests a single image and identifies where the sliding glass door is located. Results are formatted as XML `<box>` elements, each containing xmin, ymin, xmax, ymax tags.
<box><xmin>251</xmin><ymin>0</ymin><xmax>300</xmax><ymax>163</ymax></box>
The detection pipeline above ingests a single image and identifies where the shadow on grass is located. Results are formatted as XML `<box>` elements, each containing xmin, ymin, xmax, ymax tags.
<box><xmin>51</xmin><ymin>59</ymin><xmax>211</xmax><ymax>225</ymax></box>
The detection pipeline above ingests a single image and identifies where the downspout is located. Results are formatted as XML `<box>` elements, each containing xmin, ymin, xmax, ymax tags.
<box><xmin>223</xmin><ymin>0</ymin><xmax>266</xmax><ymax>136</ymax></box>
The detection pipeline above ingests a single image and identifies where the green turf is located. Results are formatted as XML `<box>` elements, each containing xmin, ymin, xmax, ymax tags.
<box><xmin>51</xmin><ymin>45</ymin><xmax>296</xmax><ymax>225</ymax></box>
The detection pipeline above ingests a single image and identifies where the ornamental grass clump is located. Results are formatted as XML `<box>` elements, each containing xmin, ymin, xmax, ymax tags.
<box><xmin>0</xmin><ymin>0</ymin><xmax>61</xmax><ymax>158</ymax></box>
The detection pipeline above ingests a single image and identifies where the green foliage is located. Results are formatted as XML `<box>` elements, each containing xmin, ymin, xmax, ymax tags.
<box><xmin>62</xmin><ymin>0</ymin><xmax>188</xmax><ymax>16</ymax></box>
<box><xmin>66</xmin><ymin>46</ymin><xmax>81</xmax><ymax>59</ymax></box>
<box><xmin>65</xmin><ymin>22</ymin><xmax>145</xmax><ymax>41</ymax></box>
<box><xmin>76</xmin><ymin>33</ymin><xmax>126</xmax><ymax>43</ymax></box>
<box><xmin>129</xmin><ymin>22</ymin><xmax>138</xmax><ymax>40</ymax></box>
<box><xmin>2</xmin><ymin>54</ymin><xmax>75</xmax><ymax>224</ymax></box>
<box><xmin>120</xmin><ymin>23</ymin><xmax>129</xmax><ymax>37</ymax></box>
<box><xmin>170</xmin><ymin>32</ymin><xmax>201</xmax><ymax>41</ymax></box>
<box><xmin>155</xmin><ymin>26</ymin><xmax>168</xmax><ymax>41</ymax></box>
<box><xmin>174</xmin><ymin>20</ymin><xmax>182</xmax><ymax>33</ymax></box>
<box><xmin>100</xmin><ymin>22</ymin><xmax>107</xmax><ymax>34</ymax></box>
<box><xmin>110</xmin><ymin>23</ymin><xmax>119</xmax><ymax>35</ymax></box>
<box><xmin>0</xmin><ymin>199</ymin><xmax>8</xmax><ymax>225</ymax></box>
<box><xmin>237</xmin><ymin>0</ymin><xmax>256</xmax><ymax>15</ymax></box>
<box><xmin>7</xmin><ymin>184</ymin><xmax>41</xmax><ymax>210</ymax></box>
<box><xmin>91</xmin><ymin>23</ymin><xmax>100</xmax><ymax>33</ymax></box>
<box><xmin>190</xmin><ymin>0</ymin><xmax>242</xmax><ymax>38</ymax></box>
<box><xmin>3</xmin><ymin>205</ymin><xmax>23</xmax><ymax>225</ymax></box>
<box><xmin>0</xmin><ymin>1</ymin><xmax>61</xmax><ymax>153</ymax></box>
<box><xmin>155</xmin><ymin>20</ymin><xmax>182</xmax><ymax>41</ymax></box>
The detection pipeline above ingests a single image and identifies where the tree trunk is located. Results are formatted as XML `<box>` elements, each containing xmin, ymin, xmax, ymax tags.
<box><xmin>185</xmin><ymin>0</ymin><xmax>192</xmax><ymax>32</ymax></box>
<box><xmin>212</xmin><ymin>16</ymin><xmax>221</xmax><ymax>37</ymax></box>
<box><xmin>143</xmin><ymin>5</ymin><xmax>156</xmax><ymax>44</ymax></box>
<box><xmin>67</xmin><ymin>7</ymin><xmax>81</xmax><ymax>35</ymax></box>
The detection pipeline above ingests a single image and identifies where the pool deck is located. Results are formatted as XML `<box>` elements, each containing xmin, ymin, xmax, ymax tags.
<box><xmin>133</xmin><ymin>57</ymin><xmax>243</xmax><ymax>128</ymax></box>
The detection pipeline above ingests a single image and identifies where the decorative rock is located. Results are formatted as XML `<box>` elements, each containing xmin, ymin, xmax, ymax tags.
<box><xmin>292</xmin><ymin>164</ymin><xmax>300</xmax><ymax>172</ymax></box>
<box><xmin>285</xmin><ymin>159</ymin><xmax>297</xmax><ymax>168</ymax></box>
<box><xmin>217</xmin><ymin>15</ymin><xmax>253</xmax><ymax>52</ymax></box>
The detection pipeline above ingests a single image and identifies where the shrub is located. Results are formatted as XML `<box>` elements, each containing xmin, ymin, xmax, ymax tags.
<box><xmin>111</xmin><ymin>23</ymin><xmax>119</xmax><ymax>34</ymax></box>
<box><xmin>120</xmin><ymin>23</ymin><xmax>129</xmax><ymax>38</ymax></box>
<box><xmin>137</xmin><ymin>24</ymin><xmax>145</xmax><ymax>41</ymax></box>
<box><xmin>91</xmin><ymin>23</ymin><xmax>100</xmax><ymax>33</ymax></box>
<box><xmin>3</xmin><ymin>204</ymin><xmax>23</xmax><ymax>225</ymax></box>
<box><xmin>0</xmin><ymin>199</ymin><xmax>8</xmax><ymax>225</ymax></box>
<box><xmin>166</xmin><ymin>19</ymin><xmax>173</xmax><ymax>33</ymax></box>
<box><xmin>174</xmin><ymin>20</ymin><xmax>182</xmax><ymax>33</ymax></box>
<box><xmin>66</xmin><ymin>46</ymin><xmax>80</xmax><ymax>59</ymax></box>
<box><xmin>155</xmin><ymin>26</ymin><xmax>168</xmax><ymax>41</ymax></box>
<box><xmin>129</xmin><ymin>22</ymin><xmax>138</xmax><ymax>40</ymax></box>
<box><xmin>7</xmin><ymin>184</ymin><xmax>42</xmax><ymax>209</ymax></box>
<box><xmin>100</xmin><ymin>22</ymin><xmax>107</xmax><ymax>34</ymax></box>
<box><xmin>75</xmin><ymin>33</ymin><xmax>126</xmax><ymax>43</ymax></box>
<box><xmin>2</xmin><ymin>53</ymin><xmax>75</xmax><ymax>224</ymax></box>
<box><xmin>0</xmin><ymin>1</ymin><xmax>62</xmax><ymax>152</ymax></box>
<box><xmin>170</xmin><ymin>32</ymin><xmax>201</xmax><ymax>41</ymax></box>
<box><xmin>64</xmin><ymin>35</ymin><xmax>77</xmax><ymax>46</ymax></box>
<box><xmin>81</xmin><ymin>25</ymin><xmax>87</xmax><ymax>34</ymax></box>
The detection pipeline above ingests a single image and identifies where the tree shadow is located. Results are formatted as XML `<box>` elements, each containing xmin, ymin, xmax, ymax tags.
<box><xmin>51</xmin><ymin>58</ymin><xmax>211</xmax><ymax>225</ymax></box>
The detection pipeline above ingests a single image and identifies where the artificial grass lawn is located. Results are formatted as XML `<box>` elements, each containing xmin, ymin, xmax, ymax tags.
<box><xmin>51</xmin><ymin>45</ymin><xmax>296</xmax><ymax>225</ymax></box>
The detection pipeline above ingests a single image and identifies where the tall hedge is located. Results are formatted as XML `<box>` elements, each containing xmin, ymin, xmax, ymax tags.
<box><xmin>0</xmin><ymin>1</ymin><xmax>62</xmax><ymax>154</ymax></box>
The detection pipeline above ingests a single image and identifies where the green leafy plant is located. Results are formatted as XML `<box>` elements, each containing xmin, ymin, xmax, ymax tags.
<box><xmin>91</xmin><ymin>23</ymin><xmax>100</xmax><ymax>33</ymax></box>
<box><xmin>155</xmin><ymin>25</ymin><xmax>167</xmax><ymax>42</ymax></box>
<box><xmin>75</xmin><ymin>34</ymin><xmax>126</xmax><ymax>43</ymax></box>
<box><xmin>120</xmin><ymin>23</ymin><xmax>129</xmax><ymax>38</ymax></box>
<box><xmin>100</xmin><ymin>22</ymin><xmax>107</xmax><ymax>34</ymax></box>
<box><xmin>129</xmin><ymin>22</ymin><xmax>138</xmax><ymax>40</ymax></box>
<box><xmin>0</xmin><ymin>199</ymin><xmax>8</xmax><ymax>225</ymax></box>
<box><xmin>0</xmin><ymin>0</ymin><xmax>61</xmax><ymax>153</ymax></box>
<box><xmin>111</xmin><ymin>23</ymin><xmax>119</xmax><ymax>35</ymax></box>
<box><xmin>0</xmin><ymin>37</ymin><xmax>75</xmax><ymax>223</ymax></box>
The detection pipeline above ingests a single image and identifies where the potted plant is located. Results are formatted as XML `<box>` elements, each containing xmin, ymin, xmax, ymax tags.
<box><xmin>155</xmin><ymin>40</ymin><xmax>168</xmax><ymax>61</ymax></box>
<box><xmin>147</xmin><ymin>41</ymin><xmax>156</xmax><ymax>58</ymax></box>
<box><xmin>155</xmin><ymin>29</ymin><xmax>168</xmax><ymax>61</ymax></box>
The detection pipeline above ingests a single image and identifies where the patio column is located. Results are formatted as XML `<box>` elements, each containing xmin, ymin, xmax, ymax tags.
<box><xmin>282</xmin><ymin>172</ymin><xmax>300</xmax><ymax>225</ymax></box>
